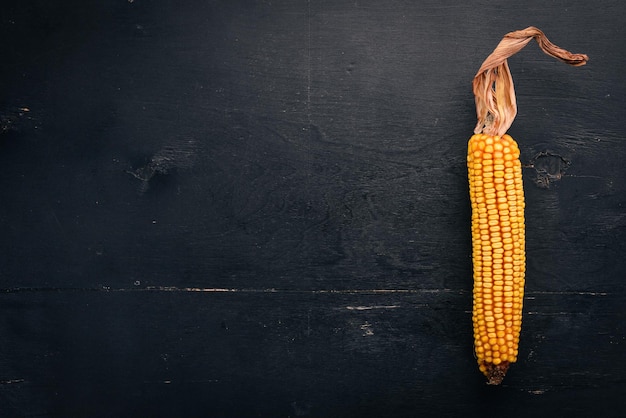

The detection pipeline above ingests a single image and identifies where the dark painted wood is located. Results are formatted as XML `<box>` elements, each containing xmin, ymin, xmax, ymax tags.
<box><xmin>1</xmin><ymin>1</ymin><xmax>625</xmax><ymax>416</ymax></box>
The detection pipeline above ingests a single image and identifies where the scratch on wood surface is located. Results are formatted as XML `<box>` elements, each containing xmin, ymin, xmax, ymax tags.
<box><xmin>143</xmin><ymin>379</ymin><xmax>219</xmax><ymax>385</ymax></box>
<box><xmin>0</xmin><ymin>287</ymin><xmax>613</xmax><ymax>296</ymax></box>
<box><xmin>0</xmin><ymin>379</ymin><xmax>26</xmax><ymax>385</ymax></box>
<box><xmin>346</xmin><ymin>305</ymin><xmax>400</xmax><ymax>310</ymax></box>
<box><xmin>126</xmin><ymin>287</ymin><xmax>469</xmax><ymax>295</ymax></box>
<box><xmin>527</xmin><ymin>311</ymin><xmax>577</xmax><ymax>315</ymax></box>
<box><xmin>525</xmin><ymin>291</ymin><xmax>609</xmax><ymax>298</ymax></box>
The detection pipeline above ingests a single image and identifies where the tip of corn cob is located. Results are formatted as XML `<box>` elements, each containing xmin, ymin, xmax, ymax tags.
<box><xmin>480</xmin><ymin>361</ymin><xmax>510</xmax><ymax>385</ymax></box>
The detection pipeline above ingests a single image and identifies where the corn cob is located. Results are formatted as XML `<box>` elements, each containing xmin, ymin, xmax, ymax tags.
<box><xmin>469</xmin><ymin>27</ymin><xmax>587</xmax><ymax>385</ymax></box>
<box><xmin>468</xmin><ymin>133</ymin><xmax>525</xmax><ymax>384</ymax></box>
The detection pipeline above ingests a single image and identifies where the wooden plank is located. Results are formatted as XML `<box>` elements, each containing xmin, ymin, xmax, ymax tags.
<box><xmin>0</xmin><ymin>289</ymin><xmax>623</xmax><ymax>416</ymax></box>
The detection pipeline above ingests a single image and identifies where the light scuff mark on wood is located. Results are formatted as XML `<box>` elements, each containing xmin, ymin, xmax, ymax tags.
<box><xmin>126</xmin><ymin>137</ymin><xmax>197</xmax><ymax>192</ymax></box>
<box><xmin>360</xmin><ymin>322</ymin><xmax>374</xmax><ymax>336</ymax></box>
<box><xmin>527</xmin><ymin>311</ymin><xmax>581</xmax><ymax>316</ymax></box>
<box><xmin>144</xmin><ymin>286</ymin><xmax>251</xmax><ymax>293</ymax></box>
<box><xmin>524</xmin><ymin>291</ymin><xmax>610</xmax><ymax>298</ymax></box>
<box><xmin>0</xmin><ymin>379</ymin><xmax>26</xmax><ymax>385</ymax></box>
<box><xmin>346</xmin><ymin>305</ymin><xmax>400</xmax><ymax>310</ymax></box>
<box><xmin>0</xmin><ymin>106</ymin><xmax>35</xmax><ymax>134</ymax></box>
<box><xmin>0</xmin><ymin>286</ymin><xmax>613</xmax><ymax>296</ymax></box>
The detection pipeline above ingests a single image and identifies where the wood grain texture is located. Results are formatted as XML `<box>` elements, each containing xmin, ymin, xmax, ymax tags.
<box><xmin>1</xmin><ymin>0</ymin><xmax>625</xmax><ymax>416</ymax></box>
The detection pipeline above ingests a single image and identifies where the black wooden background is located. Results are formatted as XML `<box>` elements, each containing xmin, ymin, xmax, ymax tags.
<box><xmin>1</xmin><ymin>1</ymin><xmax>625</xmax><ymax>417</ymax></box>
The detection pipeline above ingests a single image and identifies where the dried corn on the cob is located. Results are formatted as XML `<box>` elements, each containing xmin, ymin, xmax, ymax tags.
<box><xmin>469</xmin><ymin>27</ymin><xmax>587</xmax><ymax>384</ymax></box>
